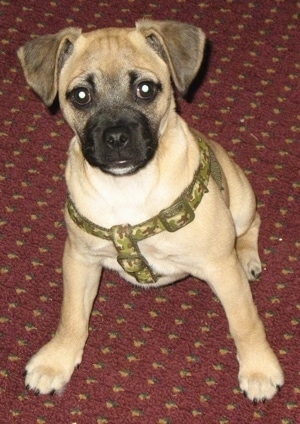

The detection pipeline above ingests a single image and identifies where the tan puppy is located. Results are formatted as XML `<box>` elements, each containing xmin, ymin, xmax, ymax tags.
<box><xmin>18</xmin><ymin>20</ymin><xmax>284</xmax><ymax>402</ymax></box>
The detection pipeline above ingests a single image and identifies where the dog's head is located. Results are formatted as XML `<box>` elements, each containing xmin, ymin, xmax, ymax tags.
<box><xmin>18</xmin><ymin>20</ymin><xmax>205</xmax><ymax>175</ymax></box>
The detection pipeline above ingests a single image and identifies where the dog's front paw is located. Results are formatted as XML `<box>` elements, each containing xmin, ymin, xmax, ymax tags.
<box><xmin>238</xmin><ymin>349</ymin><xmax>284</xmax><ymax>402</ymax></box>
<box><xmin>25</xmin><ymin>339</ymin><xmax>83</xmax><ymax>395</ymax></box>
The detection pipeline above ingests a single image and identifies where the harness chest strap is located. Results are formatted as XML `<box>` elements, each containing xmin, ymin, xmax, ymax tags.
<box><xmin>67</xmin><ymin>138</ymin><xmax>219</xmax><ymax>284</ymax></box>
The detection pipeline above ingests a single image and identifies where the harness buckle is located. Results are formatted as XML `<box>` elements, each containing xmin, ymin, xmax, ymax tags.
<box><xmin>159</xmin><ymin>199</ymin><xmax>195</xmax><ymax>232</ymax></box>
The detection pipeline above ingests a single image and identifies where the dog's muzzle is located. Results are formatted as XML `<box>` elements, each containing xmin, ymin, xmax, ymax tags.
<box><xmin>82</xmin><ymin>109</ymin><xmax>157</xmax><ymax>175</ymax></box>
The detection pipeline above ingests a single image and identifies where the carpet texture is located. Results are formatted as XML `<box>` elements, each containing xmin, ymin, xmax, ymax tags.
<box><xmin>1</xmin><ymin>1</ymin><xmax>299</xmax><ymax>423</ymax></box>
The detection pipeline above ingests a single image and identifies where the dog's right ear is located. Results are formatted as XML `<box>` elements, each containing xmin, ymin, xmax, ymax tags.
<box><xmin>17</xmin><ymin>28</ymin><xmax>81</xmax><ymax>107</ymax></box>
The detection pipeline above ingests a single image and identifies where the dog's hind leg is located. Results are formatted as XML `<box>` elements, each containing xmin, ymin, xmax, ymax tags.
<box><xmin>236</xmin><ymin>211</ymin><xmax>262</xmax><ymax>281</ymax></box>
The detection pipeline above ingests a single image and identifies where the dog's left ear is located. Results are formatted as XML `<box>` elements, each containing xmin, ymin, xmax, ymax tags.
<box><xmin>17</xmin><ymin>28</ymin><xmax>81</xmax><ymax>106</ymax></box>
<box><xmin>136</xmin><ymin>20</ymin><xmax>206</xmax><ymax>95</ymax></box>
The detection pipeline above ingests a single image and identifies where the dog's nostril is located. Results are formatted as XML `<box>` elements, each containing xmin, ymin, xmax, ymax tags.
<box><xmin>119</xmin><ymin>134</ymin><xmax>128</xmax><ymax>144</ymax></box>
<box><xmin>103</xmin><ymin>126</ymin><xmax>130</xmax><ymax>150</ymax></box>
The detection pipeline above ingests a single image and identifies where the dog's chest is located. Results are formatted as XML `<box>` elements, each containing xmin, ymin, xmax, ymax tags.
<box><xmin>96</xmin><ymin>232</ymin><xmax>186</xmax><ymax>283</ymax></box>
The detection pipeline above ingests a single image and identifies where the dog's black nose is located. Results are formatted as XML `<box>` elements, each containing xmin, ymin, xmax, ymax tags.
<box><xmin>103</xmin><ymin>126</ymin><xmax>130</xmax><ymax>151</ymax></box>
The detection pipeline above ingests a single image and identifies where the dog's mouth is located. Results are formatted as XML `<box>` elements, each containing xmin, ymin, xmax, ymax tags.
<box><xmin>99</xmin><ymin>159</ymin><xmax>147</xmax><ymax>176</ymax></box>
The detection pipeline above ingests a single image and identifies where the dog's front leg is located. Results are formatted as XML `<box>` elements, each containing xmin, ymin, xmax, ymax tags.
<box><xmin>205</xmin><ymin>253</ymin><xmax>284</xmax><ymax>402</ymax></box>
<box><xmin>25</xmin><ymin>237</ymin><xmax>102</xmax><ymax>395</ymax></box>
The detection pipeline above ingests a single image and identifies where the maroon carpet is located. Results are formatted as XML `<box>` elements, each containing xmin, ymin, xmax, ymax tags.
<box><xmin>1</xmin><ymin>1</ymin><xmax>299</xmax><ymax>423</ymax></box>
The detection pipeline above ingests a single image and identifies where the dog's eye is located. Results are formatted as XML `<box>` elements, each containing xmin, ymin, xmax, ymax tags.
<box><xmin>72</xmin><ymin>87</ymin><xmax>91</xmax><ymax>106</ymax></box>
<box><xmin>136</xmin><ymin>81</ymin><xmax>156</xmax><ymax>101</ymax></box>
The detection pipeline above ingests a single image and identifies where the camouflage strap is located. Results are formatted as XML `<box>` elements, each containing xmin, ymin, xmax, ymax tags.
<box><xmin>110</xmin><ymin>224</ymin><xmax>158</xmax><ymax>284</ymax></box>
<box><xmin>67</xmin><ymin>138</ymin><xmax>216</xmax><ymax>284</ymax></box>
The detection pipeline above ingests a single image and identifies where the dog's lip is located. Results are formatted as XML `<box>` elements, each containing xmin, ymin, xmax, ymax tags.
<box><xmin>108</xmin><ymin>160</ymin><xmax>134</xmax><ymax>167</ymax></box>
<box><xmin>100</xmin><ymin>160</ymin><xmax>144</xmax><ymax>175</ymax></box>
<box><xmin>104</xmin><ymin>160</ymin><xmax>137</xmax><ymax>170</ymax></box>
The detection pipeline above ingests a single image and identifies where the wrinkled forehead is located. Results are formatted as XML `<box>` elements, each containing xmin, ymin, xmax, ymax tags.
<box><xmin>62</xmin><ymin>27</ymin><xmax>165</xmax><ymax>81</ymax></box>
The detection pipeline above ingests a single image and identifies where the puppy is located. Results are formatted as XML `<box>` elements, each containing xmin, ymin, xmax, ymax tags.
<box><xmin>18</xmin><ymin>20</ymin><xmax>284</xmax><ymax>401</ymax></box>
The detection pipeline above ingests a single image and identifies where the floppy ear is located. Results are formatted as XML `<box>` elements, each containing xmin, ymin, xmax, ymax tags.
<box><xmin>17</xmin><ymin>28</ymin><xmax>81</xmax><ymax>106</ymax></box>
<box><xmin>136</xmin><ymin>20</ymin><xmax>206</xmax><ymax>95</ymax></box>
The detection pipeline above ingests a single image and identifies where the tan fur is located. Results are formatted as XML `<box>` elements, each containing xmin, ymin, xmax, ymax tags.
<box><xmin>18</xmin><ymin>20</ymin><xmax>283</xmax><ymax>400</ymax></box>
